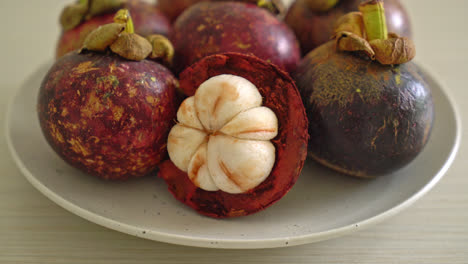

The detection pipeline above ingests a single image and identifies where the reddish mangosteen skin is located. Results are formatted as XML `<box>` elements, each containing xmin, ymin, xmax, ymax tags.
<box><xmin>157</xmin><ymin>0</ymin><xmax>270</xmax><ymax>23</ymax></box>
<box><xmin>293</xmin><ymin>42</ymin><xmax>434</xmax><ymax>177</ymax></box>
<box><xmin>170</xmin><ymin>2</ymin><xmax>300</xmax><ymax>74</ymax></box>
<box><xmin>56</xmin><ymin>0</ymin><xmax>171</xmax><ymax>58</ymax></box>
<box><xmin>38</xmin><ymin>52</ymin><xmax>179</xmax><ymax>180</ymax></box>
<box><xmin>285</xmin><ymin>0</ymin><xmax>412</xmax><ymax>55</ymax></box>
<box><xmin>158</xmin><ymin>53</ymin><xmax>309</xmax><ymax>218</ymax></box>
<box><xmin>157</xmin><ymin>0</ymin><xmax>205</xmax><ymax>23</ymax></box>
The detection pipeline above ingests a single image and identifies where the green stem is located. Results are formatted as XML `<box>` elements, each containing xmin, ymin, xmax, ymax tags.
<box><xmin>359</xmin><ymin>0</ymin><xmax>388</xmax><ymax>41</ymax></box>
<box><xmin>114</xmin><ymin>9</ymin><xmax>134</xmax><ymax>34</ymax></box>
<box><xmin>306</xmin><ymin>0</ymin><xmax>339</xmax><ymax>13</ymax></box>
<box><xmin>79</xmin><ymin>0</ymin><xmax>88</xmax><ymax>6</ymax></box>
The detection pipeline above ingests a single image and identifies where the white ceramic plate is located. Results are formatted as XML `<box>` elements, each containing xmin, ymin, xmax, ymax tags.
<box><xmin>6</xmin><ymin>62</ymin><xmax>461</xmax><ymax>249</ymax></box>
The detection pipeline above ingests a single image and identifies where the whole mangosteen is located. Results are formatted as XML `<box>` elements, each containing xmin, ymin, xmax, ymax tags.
<box><xmin>170</xmin><ymin>1</ymin><xmax>300</xmax><ymax>73</ymax></box>
<box><xmin>285</xmin><ymin>0</ymin><xmax>412</xmax><ymax>55</ymax></box>
<box><xmin>157</xmin><ymin>0</ymin><xmax>205</xmax><ymax>23</ymax></box>
<box><xmin>293</xmin><ymin>0</ymin><xmax>434</xmax><ymax>178</ymax></box>
<box><xmin>158</xmin><ymin>52</ymin><xmax>309</xmax><ymax>218</ymax></box>
<box><xmin>157</xmin><ymin>0</ymin><xmax>285</xmax><ymax>23</ymax></box>
<box><xmin>39</xmin><ymin>10</ymin><xmax>179</xmax><ymax>180</ymax></box>
<box><xmin>56</xmin><ymin>0</ymin><xmax>171</xmax><ymax>58</ymax></box>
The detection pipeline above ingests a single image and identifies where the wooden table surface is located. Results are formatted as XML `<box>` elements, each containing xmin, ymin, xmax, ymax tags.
<box><xmin>1</xmin><ymin>0</ymin><xmax>467</xmax><ymax>263</ymax></box>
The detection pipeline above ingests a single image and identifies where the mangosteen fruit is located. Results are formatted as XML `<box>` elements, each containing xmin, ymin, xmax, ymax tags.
<box><xmin>158</xmin><ymin>52</ymin><xmax>309</xmax><ymax>218</ymax></box>
<box><xmin>285</xmin><ymin>0</ymin><xmax>412</xmax><ymax>55</ymax></box>
<box><xmin>157</xmin><ymin>0</ymin><xmax>285</xmax><ymax>23</ymax></box>
<box><xmin>157</xmin><ymin>0</ymin><xmax>205</xmax><ymax>23</ymax></box>
<box><xmin>170</xmin><ymin>1</ymin><xmax>300</xmax><ymax>73</ymax></box>
<box><xmin>38</xmin><ymin>10</ymin><xmax>179</xmax><ymax>180</ymax></box>
<box><xmin>56</xmin><ymin>0</ymin><xmax>171</xmax><ymax>58</ymax></box>
<box><xmin>293</xmin><ymin>0</ymin><xmax>434</xmax><ymax>178</ymax></box>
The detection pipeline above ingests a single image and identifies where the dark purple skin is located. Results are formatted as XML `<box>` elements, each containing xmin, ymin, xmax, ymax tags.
<box><xmin>170</xmin><ymin>2</ymin><xmax>300</xmax><ymax>73</ymax></box>
<box><xmin>285</xmin><ymin>0</ymin><xmax>412</xmax><ymax>55</ymax></box>
<box><xmin>38</xmin><ymin>52</ymin><xmax>179</xmax><ymax>180</ymax></box>
<box><xmin>293</xmin><ymin>42</ymin><xmax>434</xmax><ymax>177</ymax></box>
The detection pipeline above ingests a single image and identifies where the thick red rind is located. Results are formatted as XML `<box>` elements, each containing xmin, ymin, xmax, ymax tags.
<box><xmin>56</xmin><ymin>0</ymin><xmax>171</xmax><ymax>58</ymax></box>
<box><xmin>158</xmin><ymin>53</ymin><xmax>309</xmax><ymax>218</ymax></box>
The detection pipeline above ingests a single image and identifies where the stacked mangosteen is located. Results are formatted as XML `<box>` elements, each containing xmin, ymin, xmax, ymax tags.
<box><xmin>38</xmin><ymin>0</ymin><xmax>434</xmax><ymax>218</ymax></box>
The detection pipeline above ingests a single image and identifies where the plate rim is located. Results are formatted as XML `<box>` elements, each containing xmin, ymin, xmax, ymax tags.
<box><xmin>5</xmin><ymin>62</ymin><xmax>462</xmax><ymax>249</ymax></box>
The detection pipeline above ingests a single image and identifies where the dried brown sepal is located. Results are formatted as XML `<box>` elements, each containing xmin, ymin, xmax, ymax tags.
<box><xmin>257</xmin><ymin>0</ymin><xmax>286</xmax><ymax>16</ymax></box>
<box><xmin>81</xmin><ymin>23</ymin><xmax>125</xmax><ymax>52</ymax></box>
<box><xmin>147</xmin><ymin>34</ymin><xmax>174</xmax><ymax>65</ymax></box>
<box><xmin>335</xmin><ymin>31</ymin><xmax>375</xmax><ymax>59</ymax></box>
<box><xmin>110</xmin><ymin>32</ymin><xmax>152</xmax><ymax>61</ymax></box>
<box><xmin>59</xmin><ymin>3</ymin><xmax>88</xmax><ymax>31</ymax></box>
<box><xmin>333</xmin><ymin>12</ymin><xmax>366</xmax><ymax>39</ymax></box>
<box><xmin>369</xmin><ymin>36</ymin><xmax>416</xmax><ymax>65</ymax></box>
<box><xmin>388</xmin><ymin>32</ymin><xmax>399</xmax><ymax>39</ymax></box>
<box><xmin>305</xmin><ymin>0</ymin><xmax>339</xmax><ymax>13</ymax></box>
<box><xmin>86</xmin><ymin>0</ymin><xmax>127</xmax><ymax>19</ymax></box>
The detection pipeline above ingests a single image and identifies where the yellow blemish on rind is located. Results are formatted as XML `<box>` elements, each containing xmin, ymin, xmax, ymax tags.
<box><xmin>72</xmin><ymin>61</ymin><xmax>99</xmax><ymax>75</ymax></box>
<box><xmin>81</xmin><ymin>91</ymin><xmax>105</xmax><ymax>118</ymax></box>
<box><xmin>370</xmin><ymin>118</ymin><xmax>387</xmax><ymax>151</ymax></box>
<box><xmin>49</xmin><ymin>123</ymin><xmax>65</xmax><ymax>143</ymax></box>
<box><xmin>312</xmin><ymin>62</ymin><xmax>382</xmax><ymax>107</ymax></box>
<box><xmin>68</xmin><ymin>138</ymin><xmax>91</xmax><ymax>156</ymax></box>
<box><xmin>235</xmin><ymin>42</ymin><xmax>251</xmax><ymax>50</ymax></box>
<box><xmin>145</xmin><ymin>95</ymin><xmax>160</xmax><ymax>105</ymax></box>
<box><xmin>112</xmin><ymin>105</ymin><xmax>124</xmax><ymax>121</ymax></box>
<box><xmin>63</xmin><ymin>122</ymin><xmax>79</xmax><ymax>130</ymax></box>
<box><xmin>197</xmin><ymin>24</ymin><xmax>206</xmax><ymax>31</ymax></box>
<box><xmin>97</xmin><ymin>75</ymin><xmax>119</xmax><ymax>88</ymax></box>
<box><xmin>127</xmin><ymin>84</ymin><xmax>138</xmax><ymax>97</ymax></box>
<box><xmin>109</xmin><ymin>62</ymin><xmax>117</xmax><ymax>73</ymax></box>
<box><xmin>393</xmin><ymin>119</ymin><xmax>399</xmax><ymax>144</ymax></box>
<box><xmin>394</xmin><ymin>67</ymin><xmax>401</xmax><ymax>85</ymax></box>
<box><xmin>61</xmin><ymin>108</ymin><xmax>69</xmax><ymax>117</ymax></box>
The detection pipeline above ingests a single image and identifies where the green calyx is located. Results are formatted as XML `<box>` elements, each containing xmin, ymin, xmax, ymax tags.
<box><xmin>359</xmin><ymin>0</ymin><xmax>387</xmax><ymax>41</ymax></box>
<box><xmin>257</xmin><ymin>0</ymin><xmax>286</xmax><ymax>15</ymax></box>
<box><xmin>305</xmin><ymin>0</ymin><xmax>339</xmax><ymax>13</ymax></box>
<box><xmin>59</xmin><ymin>0</ymin><xmax>126</xmax><ymax>31</ymax></box>
<box><xmin>333</xmin><ymin>0</ymin><xmax>415</xmax><ymax>65</ymax></box>
<box><xmin>81</xmin><ymin>9</ymin><xmax>174</xmax><ymax>63</ymax></box>
<box><xmin>114</xmin><ymin>9</ymin><xmax>134</xmax><ymax>33</ymax></box>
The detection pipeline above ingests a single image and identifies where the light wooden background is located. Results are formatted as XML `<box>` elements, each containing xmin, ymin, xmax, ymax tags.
<box><xmin>1</xmin><ymin>0</ymin><xmax>467</xmax><ymax>263</ymax></box>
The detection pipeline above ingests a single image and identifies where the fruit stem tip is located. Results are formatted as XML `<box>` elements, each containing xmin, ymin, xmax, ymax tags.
<box><xmin>114</xmin><ymin>9</ymin><xmax>134</xmax><ymax>34</ymax></box>
<box><xmin>359</xmin><ymin>0</ymin><xmax>388</xmax><ymax>41</ymax></box>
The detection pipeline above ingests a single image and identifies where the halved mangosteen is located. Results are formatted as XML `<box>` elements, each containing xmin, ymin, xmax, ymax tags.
<box><xmin>158</xmin><ymin>53</ymin><xmax>309</xmax><ymax>218</ymax></box>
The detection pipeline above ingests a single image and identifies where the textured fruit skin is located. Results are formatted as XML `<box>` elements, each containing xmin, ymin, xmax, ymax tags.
<box><xmin>170</xmin><ymin>2</ymin><xmax>300</xmax><ymax>73</ymax></box>
<box><xmin>157</xmin><ymin>0</ymin><xmax>205</xmax><ymax>23</ymax></box>
<box><xmin>293</xmin><ymin>42</ymin><xmax>434</xmax><ymax>177</ymax></box>
<box><xmin>159</xmin><ymin>53</ymin><xmax>309</xmax><ymax>218</ymax></box>
<box><xmin>38</xmin><ymin>52</ymin><xmax>179</xmax><ymax>180</ymax></box>
<box><xmin>157</xmin><ymin>0</ymin><xmax>266</xmax><ymax>23</ymax></box>
<box><xmin>56</xmin><ymin>0</ymin><xmax>171</xmax><ymax>58</ymax></box>
<box><xmin>285</xmin><ymin>0</ymin><xmax>412</xmax><ymax>55</ymax></box>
